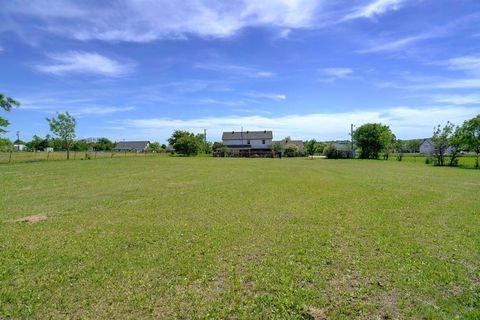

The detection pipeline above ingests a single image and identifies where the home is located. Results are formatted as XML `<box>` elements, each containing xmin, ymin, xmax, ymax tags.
<box><xmin>222</xmin><ymin>130</ymin><xmax>273</xmax><ymax>157</ymax></box>
<box><xmin>114</xmin><ymin>141</ymin><xmax>150</xmax><ymax>152</ymax></box>
<box><xmin>419</xmin><ymin>138</ymin><xmax>453</xmax><ymax>155</ymax></box>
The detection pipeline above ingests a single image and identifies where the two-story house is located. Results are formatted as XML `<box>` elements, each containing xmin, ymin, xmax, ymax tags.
<box><xmin>221</xmin><ymin>130</ymin><xmax>273</xmax><ymax>157</ymax></box>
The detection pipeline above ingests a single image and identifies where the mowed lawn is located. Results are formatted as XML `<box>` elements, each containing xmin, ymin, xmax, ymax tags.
<box><xmin>1</xmin><ymin>157</ymin><xmax>479</xmax><ymax>319</ymax></box>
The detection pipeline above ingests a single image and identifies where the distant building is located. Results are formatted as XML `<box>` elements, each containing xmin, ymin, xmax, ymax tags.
<box><xmin>13</xmin><ymin>144</ymin><xmax>26</xmax><ymax>151</ymax></box>
<box><xmin>114</xmin><ymin>141</ymin><xmax>150</xmax><ymax>152</ymax></box>
<box><xmin>273</xmin><ymin>139</ymin><xmax>304</xmax><ymax>156</ymax></box>
<box><xmin>84</xmin><ymin>137</ymin><xmax>100</xmax><ymax>144</ymax></box>
<box><xmin>273</xmin><ymin>139</ymin><xmax>304</xmax><ymax>150</ymax></box>
<box><xmin>419</xmin><ymin>138</ymin><xmax>454</xmax><ymax>155</ymax></box>
<box><xmin>222</xmin><ymin>130</ymin><xmax>273</xmax><ymax>157</ymax></box>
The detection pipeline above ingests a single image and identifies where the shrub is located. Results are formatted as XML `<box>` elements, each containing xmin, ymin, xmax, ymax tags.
<box><xmin>284</xmin><ymin>144</ymin><xmax>299</xmax><ymax>157</ymax></box>
<box><xmin>323</xmin><ymin>144</ymin><xmax>349</xmax><ymax>159</ymax></box>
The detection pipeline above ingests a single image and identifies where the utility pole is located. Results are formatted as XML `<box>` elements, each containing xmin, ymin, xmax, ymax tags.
<box><xmin>350</xmin><ymin>124</ymin><xmax>355</xmax><ymax>159</ymax></box>
<box><xmin>16</xmin><ymin>131</ymin><xmax>20</xmax><ymax>143</ymax></box>
<box><xmin>204</xmin><ymin>129</ymin><xmax>207</xmax><ymax>145</ymax></box>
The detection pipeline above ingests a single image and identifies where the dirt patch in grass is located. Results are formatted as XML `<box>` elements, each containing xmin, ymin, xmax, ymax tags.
<box><xmin>305</xmin><ymin>305</ymin><xmax>327</xmax><ymax>319</ymax></box>
<box><xmin>13</xmin><ymin>214</ymin><xmax>48</xmax><ymax>224</ymax></box>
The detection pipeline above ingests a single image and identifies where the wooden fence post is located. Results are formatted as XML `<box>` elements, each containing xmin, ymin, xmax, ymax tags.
<box><xmin>9</xmin><ymin>150</ymin><xmax>12</xmax><ymax>163</ymax></box>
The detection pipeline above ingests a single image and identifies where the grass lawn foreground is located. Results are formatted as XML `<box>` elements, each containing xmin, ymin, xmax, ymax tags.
<box><xmin>1</xmin><ymin>157</ymin><xmax>479</xmax><ymax>319</ymax></box>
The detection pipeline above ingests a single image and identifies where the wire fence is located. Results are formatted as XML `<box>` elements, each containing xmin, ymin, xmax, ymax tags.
<box><xmin>0</xmin><ymin>150</ymin><xmax>167</xmax><ymax>164</ymax></box>
<box><xmin>1</xmin><ymin>151</ymin><xmax>478</xmax><ymax>168</ymax></box>
<box><xmin>387</xmin><ymin>153</ymin><xmax>478</xmax><ymax>168</ymax></box>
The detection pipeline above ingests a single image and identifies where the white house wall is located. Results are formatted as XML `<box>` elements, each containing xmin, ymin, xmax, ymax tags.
<box><xmin>223</xmin><ymin>139</ymin><xmax>272</xmax><ymax>149</ymax></box>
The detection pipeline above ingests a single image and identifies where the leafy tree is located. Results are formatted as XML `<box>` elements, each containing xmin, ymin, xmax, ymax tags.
<box><xmin>305</xmin><ymin>139</ymin><xmax>318</xmax><ymax>156</ymax></box>
<box><xmin>0</xmin><ymin>138</ymin><xmax>13</xmax><ymax>151</ymax></box>
<box><xmin>94</xmin><ymin>138</ymin><xmax>115</xmax><ymax>151</ymax></box>
<box><xmin>353</xmin><ymin>123</ymin><xmax>394</xmax><ymax>159</ymax></box>
<box><xmin>271</xmin><ymin>141</ymin><xmax>284</xmax><ymax>155</ymax></box>
<box><xmin>72</xmin><ymin>139</ymin><xmax>91</xmax><ymax>151</ymax></box>
<box><xmin>448</xmin><ymin>129</ymin><xmax>462</xmax><ymax>167</ymax></box>
<box><xmin>394</xmin><ymin>139</ymin><xmax>405</xmax><ymax>161</ymax></box>
<box><xmin>284</xmin><ymin>144</ymin><xmax>299</xmax><ymax>157</ymax></box>
<box><xmin>323</xmin><ymin>144</ymin><xmax>338</xmax><ymax>159</ymax></box>
<box><xmin>431</xmin><ymin>122</ymin><xmax>455</xmax><ymax>166</ymax></box>
<box><xmin>0</xmin><ymin>93</ymin><xmax>20</xmax><ymax>135</ymax></box>
<box><xmin>195</xmin><ymin>133</ymin><xmax>212</xmax><ymax>154</ymax></box>
<box><xmin>458</xmin><ymin>114</ymin><xmax>480</xmax><ymax>168</ymax></box>
<box><xmin>212</xmin><ymin>142</ymin><xmax>224</xmax><ymax>151</ymax></box>
<box><xmin>173</xmin><ymin>135</ymin><xmax>199</xmax><ymax>156</ymax></box>
<box><xmin>26</xmin><ymin>135</ymin><xmax>44</xmax><ymax>151</ymax></box>
<box><xmin>382</xmin><ymin>133</ymin><xmax>396</xmax><ymax>160</ymax></box>
<box><xmin>404</xmin><ymin>139</ymin><xmax>422</xmax><ymax>153</ymax></box>
<box><xmin>168</xmin><ymin>130</ymin><xmax>194</xmax><ymax>146</ymax></box>
<box><xmin>46</xmin><ymin>112</ymin><xmax>77</xmax><ymax>160</ymax></box>
<box><xmin>147</xmin><ymin>142</ymin><xmax>163</xmax><ymax>153</ymax></box>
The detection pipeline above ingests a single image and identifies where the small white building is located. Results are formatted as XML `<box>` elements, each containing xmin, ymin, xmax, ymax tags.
<box><xmin>13</xmin><ymin>144</ymin><xmax>26</xmax><ymax>151</ymax></box>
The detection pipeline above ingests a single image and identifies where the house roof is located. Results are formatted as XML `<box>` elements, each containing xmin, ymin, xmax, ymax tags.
<box><xmin>421</xmin><ymin>138</ymin><xmax>433</xmax><ymax>145</ymax></box>
<box><xmin>222</xmin><ymin>130</ymin><xmax>273</xmax><ymax>140</ymax></box>
<box><xmin>115</xmin><ymin>141</ymin><xmax>150</xmax><ymax>150</ymax></box>
<box><xmin>273</xmin><ymin>139</ymin><xmax>304</xmax><ymax>149</ymax></box>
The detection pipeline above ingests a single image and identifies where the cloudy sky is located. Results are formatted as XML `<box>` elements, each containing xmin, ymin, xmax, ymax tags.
<box><xmin>1</xmin><ymin>0</ymin><xmax>479</xmax><ymax>142</ymax></box>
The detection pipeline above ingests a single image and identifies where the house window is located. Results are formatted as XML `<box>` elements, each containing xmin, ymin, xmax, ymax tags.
<box><xmin>262</xmin><ymin>140</ymin><xmax>265</xmax><ymax>144</ymax></box>
<box><xmin>247</xmin><ymin>140</ymin><xmax>250</xmax><ymax>144</ymax></box>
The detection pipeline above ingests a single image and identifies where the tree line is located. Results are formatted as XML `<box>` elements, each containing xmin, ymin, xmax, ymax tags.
<box><xmin>1</xmin><ymin>91</ymin><xmax>479</xmax><ymax>167</ymax></box>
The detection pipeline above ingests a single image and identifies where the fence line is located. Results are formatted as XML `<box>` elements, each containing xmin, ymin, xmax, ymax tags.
<box><xmin>0</xmin><ymin>151</ymin><xmax>167</xmax><ymax>164</ymax></box>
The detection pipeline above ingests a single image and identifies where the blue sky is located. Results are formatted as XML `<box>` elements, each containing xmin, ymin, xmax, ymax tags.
<box><xmin>1</xmin><ymin>0</ymin><xmax>479</xmax><ymax>143</ymax></box>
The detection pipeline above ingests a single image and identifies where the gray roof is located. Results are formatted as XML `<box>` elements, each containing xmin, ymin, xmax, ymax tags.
<box><xmin>115</xmin><ymin>141</ymin><xmax>150</xmax><ymax>150</ymax></box>
<box><xmin>421</xmin><ymin>138</ymin><xmax>433</xmax><ymax>145</ymax></box>
<box><xmin>222</xmin><ymin>130</ymin><xmax>273</xmax><ymax>140</ymax></box>
<box><xmin>274</xmin><ymin>139</ymin><xmax>304</xmax><ymax>149</ymax></box>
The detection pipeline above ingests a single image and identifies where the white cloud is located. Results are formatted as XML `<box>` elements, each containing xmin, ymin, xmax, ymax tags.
<box><xmin>357</xmin><ymin>15</ymin><xmax>477</xmax><ymax>53</ymax></box>
<box><xmin>35</xmin><ymin>51</ymin><xmax>134</xmax><ymax>76</ymax></box>
<box><xmin>195</xmin><ymin>63</ymin><xmax>274</xmax><ymax>78</ymax></box>
<box><xmin>5</xmin><ymin>0</ymin><xmax>321</xmax><ymax>42</ymax></box>
<box><xmin>357</xmin><ymin>33</ymin><xmax>430</xmax><ymax>53</ymax></box>
<box><xmin>69</xmin><ymin>106</ymin><xmax>135</xmax><ymax>116</ymax></box>
<box><xmin>245</xmin><ymin>91</ymin><xmax>287</xmax><ymax>101</ymax></box>
<box><xmin>22</xmin><ymin>105</ymin><xmax>134</xmax><ymax>116</ymax></box>
<box><xmin>318</xmin><ymin>67</ymin><xmax>354</xmax><ymax>82</ymax></box>
<box><xmin>443</xmin><ymin>55</ymin><xmax>480</xmax><ymax>76</ymax></box>
<box><xmin>433</xmin><ymin>94</ymin><xmax>480</xmax><ymax>105</ymax></box>
<box><xmin>116</xmin><ymin>106</ymin><xmax>478</xmax><ymax>141</ymax></box>
<box><xmin>343</xmin><ymin>0</ymin><xmax>407</xmax><ymax>21</ymax></box>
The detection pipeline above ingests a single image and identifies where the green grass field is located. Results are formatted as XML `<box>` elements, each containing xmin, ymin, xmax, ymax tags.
<box><xmin>1</xmin><ymin>157</ymin><xmax>479</xmax><ymax>319</ymax></box>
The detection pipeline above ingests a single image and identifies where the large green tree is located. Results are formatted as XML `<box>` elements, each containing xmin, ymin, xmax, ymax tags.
<box><xmin>46</xmin><ymin>112</ymin><xmax>77</xmax><ymax>160</ymax></box>
<box><xmin>168</xmin><ymin>130</ymin><xmax>199</xmax><ymax>156</ymax></box>
<box><xmin>353</xmin><ymin>123</ymin><xmax>394</xmax><ymax>159</ymax></box>
<box><xmin>173</xmin><ymin>135</ymin><xmax>199</xmax><ymax>156</ymax></box>
<box><xmin>431</xmin><ymin>122</ymin><xmax>456</xmax><ymax>166</ymax></box>
<box><xmin>94</xmin><ymin>138</ymin><xmax>115</xmax><ymax>151</ymax></box>
<box><xmin>0</xmin><ymin>93</ymin><xmax>20</xmax><ymax>134</ymax></box>
<box><xmin>168</xmin><ymin>130</ymin><xmax>194</xmax><ymax>146</ymax></box>
<box><xmin>458</xmin><ymin>114</ymin><xmax>480</xmax><ymax>168</ymax></box>
<box><xmin>304</xmin><ymin>139</ymin><xmax>317</xmax><ymax>156</ymax></box>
